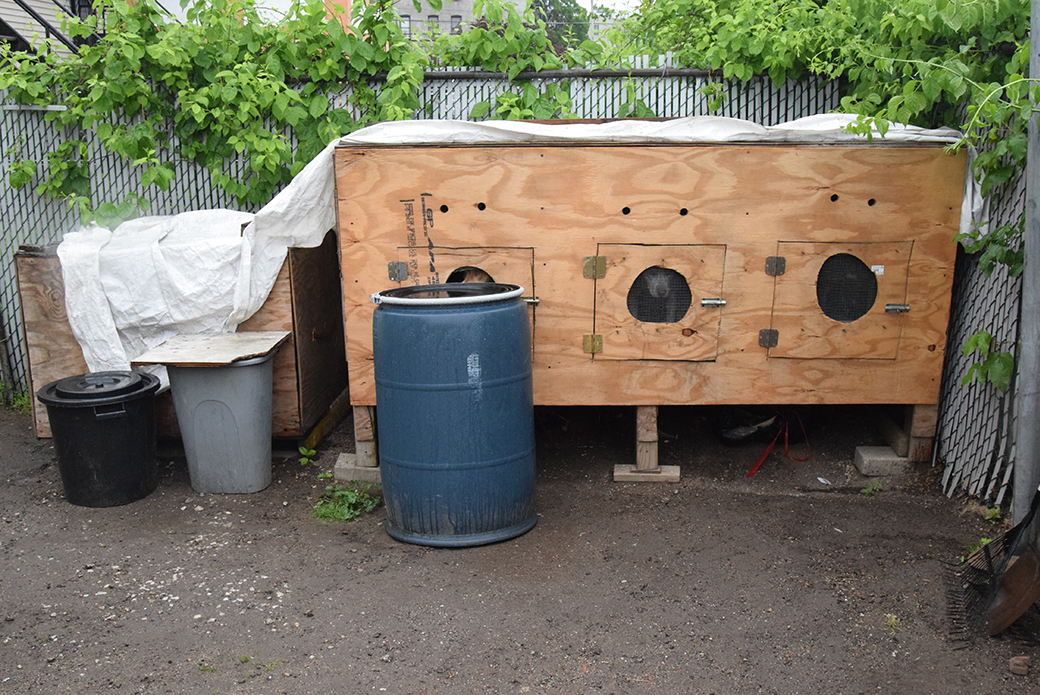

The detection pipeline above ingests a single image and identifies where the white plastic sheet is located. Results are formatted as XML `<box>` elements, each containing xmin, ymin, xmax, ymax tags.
<box><xmin>58</xmin><ymin>115</ymin><xmax>981</xmax><ymax>381</ymax></box>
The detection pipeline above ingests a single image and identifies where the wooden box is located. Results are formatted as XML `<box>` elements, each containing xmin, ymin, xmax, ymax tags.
<box><xmin>334</xmin><ymin>143</ymin><xmax>966</xmax><ymax>412</ymax></box>
<box><xmin>16</xmin><ymin>230</ymin><xmax>348</xmax><ymax>440</ymax></box>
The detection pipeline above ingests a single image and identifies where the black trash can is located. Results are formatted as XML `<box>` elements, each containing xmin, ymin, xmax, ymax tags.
<box><xmin>37</xmin><ymin>371</ymin><xmax>161</xmax><ymax>507</ymax></box>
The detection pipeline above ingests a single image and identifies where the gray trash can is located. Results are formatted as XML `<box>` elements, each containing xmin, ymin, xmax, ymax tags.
<box><xmin>168</xmin><ymin>353</ymin><xmax>276</xmax><ymax>494</ymax></box>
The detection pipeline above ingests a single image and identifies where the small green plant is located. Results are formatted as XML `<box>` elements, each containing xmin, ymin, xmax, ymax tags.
<box><xmin>884</xmin><ymin>614</ymin><xmax>901</xmax><ymax>632</ymax></box>
<box><xmin>960</xmin><ymin>537</ymin><xmax>993</xmax><ymax>563</ymax></box>
<box><xmin>317</xmin><ymin>471</ymin><xmax>332</xmax><ymax>480</ymax></box>
<box><xmin>238</xmin><ymin>655</ymin><xmax>251</xmax><ymax>664</ymax></box>
<box><xmin>298</xmin><ymin>446</ymin><xmax>316</xmax><ymax>466</ymax></box>
<box><xmin>313</xmin><ymin>483</ymin><xmax>381</xmax><ymax>522</ymax></box>
<box><xmin>1</xmin><ymin>384</ymin><xmax>31</xmax><ymax>415</ymax></box>
<box><xmin>198</xmin><ymin>662</ymin><xmax>217</xmax><ymax>673</ymax></box>
<box><xmin>860</xmin><ymin>481</ymin><xmax>883</xmax><ymax>497</ymax></box>
<box><xmin>983</xmin><ymin>507</ymin><xmax>1003</xmax><ymax>525</ymax></box>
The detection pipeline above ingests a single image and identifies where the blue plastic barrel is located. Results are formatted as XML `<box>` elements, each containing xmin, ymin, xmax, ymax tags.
<box><xmin>371</xmin><ymin>283</ymin><xmax>536</xmax><ymax>547</ymax></box>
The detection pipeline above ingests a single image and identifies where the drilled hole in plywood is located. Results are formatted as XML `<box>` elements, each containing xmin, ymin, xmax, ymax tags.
<box><xmin>622</xmin><ymin>207</ymin><xmax>631</xmax><ymax>215</ymax></box>
<box><xmin>830</xmin><ymin>194</ymin><xmax>840</xmax><ymax>202</ymax></box>
<box><xmin>440</xmin><ymin>204</ymin><xmax>449</xmax><ymax>213</ymax></box>
<box><xmin>477</xmin><ymin>202</ymin><xmax>487</xmax><ymax>211</ymax></box>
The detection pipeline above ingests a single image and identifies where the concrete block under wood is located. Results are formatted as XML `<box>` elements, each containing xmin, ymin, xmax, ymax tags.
<box><xmin>854</xmin><ymin>446</ymin><xmax>912</xmax><ymax>477</ymax></box>
<box><xmin>613</xmin><ymin>464</ymin><xmax>681</xmax><ymax>483</ymax></box>
<box><xmin>334</xmin><ymin>453</ymin><xmax>382</xmax><ymax>484</ymax></box>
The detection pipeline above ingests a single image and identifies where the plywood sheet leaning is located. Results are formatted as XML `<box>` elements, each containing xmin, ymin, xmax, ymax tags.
<box><xmin>334</xmin><ymin>143</ymin><xmax>966</xmax><ymax>407</ymax></box>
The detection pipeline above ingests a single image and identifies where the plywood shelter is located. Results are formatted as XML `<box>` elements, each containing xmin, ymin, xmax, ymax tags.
<box><xmin>332</xmin><ymin>117</ymin><xmax>971</xmax><ymax>472</ymax></box>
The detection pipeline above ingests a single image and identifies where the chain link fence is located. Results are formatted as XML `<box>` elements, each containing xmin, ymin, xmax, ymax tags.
<box><xmin>0</xmin><ymin>70</ymin><xmax>1022</xmax><ymax>503</ymax></box>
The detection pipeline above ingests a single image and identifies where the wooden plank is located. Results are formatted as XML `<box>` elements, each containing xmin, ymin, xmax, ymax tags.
<box><xmin>238</xmin><ymin>258</ymin><xmax>300</xmax><ymax>437</ymax></box>
<box><xmin>908</xmin><ymin>436</ymin><xmax>934</xmax><ymax>462</ymax></box>
<box><xmin>635</xmin><ymin>440</ymin><xmax>659</xmax><ymax>471</ymax></box>
<box><xmin>335</xmin><ymin>144</ymin><xmax>965</xmax><ymax>407</ymax></box>
<box><xmin>288</xmin><ymin>231</ymin><xmax>350</xmax><ymax>432</ymax></box>
<box><xmin>132</xmin><ymin>332</ymin><xmax>290</xmax><ymax>367</ymax></box>
<box><xmin>876</xmin><ymin>408</ymin><xmax>910</xmax><ymax>458</ymax></box>
<box><xmin>905</xmin><ymin>403</ymin><xmax>939</xmax><ymax>438</ymax></box>
<box><xmin>636</xmin><ymin>404</ymin><xmax>658</xmax><ymax>443</ymax></box>
<box><xmin>353</xmin><ymin>405</ymin><xmax>375</xmax><ymax>442</ymax></box>
<box><xmin>15</xmin><ymin>247</ymin><xmax>89</xmax><ymax>437</ymax></box>
<box><xmin>300</xmin><ymin>386</ymin><xmax>353</xmax><ymax>452</ymax></box>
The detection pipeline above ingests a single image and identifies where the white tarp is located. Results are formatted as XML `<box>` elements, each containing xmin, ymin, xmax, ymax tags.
<box><xmin>58</xmin><ymin>115</ymin><xmax>983</xmax><ymax>382</ymax></box>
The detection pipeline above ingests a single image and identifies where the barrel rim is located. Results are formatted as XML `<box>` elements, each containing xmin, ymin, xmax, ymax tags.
<box><xmin>371</xmin><ymin>283</ymin><xmax>524</xmax><ymax>306</ymax></box>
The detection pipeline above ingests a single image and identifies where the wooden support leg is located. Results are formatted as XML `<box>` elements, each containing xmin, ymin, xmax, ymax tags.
<box><xmin>614</xmin><ymin>405</ymin><xmax>680</xmax><ymax>483</ymax></box>
<box><xmin>334</xmin><ymin>405</ymin><xmax>380</xmax><ymax>484</ymax></box>
<box><xmin>353</xmin><ymin>405</ymin><xmax>378</xmax><ymax>467</ymax></box>
<box><xmin>904</xmin><ymin>404</ymin><xmax>938</xmax><ymax>463</ymax></box>
<box><xmin>876</xmin><ymin>403</ymin><xmax>938</xmax><ymax>463</ymax></box>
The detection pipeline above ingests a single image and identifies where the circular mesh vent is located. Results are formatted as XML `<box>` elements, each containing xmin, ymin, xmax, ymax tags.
<box><xmin>627</xmin><ymin>267</ymin><xmax>692</xmax><ymax>323</ymax></box>
<box><xmin>816</xmin><ymin>253</ymin><xmax>878</xmax><ymax>322</ymax></box>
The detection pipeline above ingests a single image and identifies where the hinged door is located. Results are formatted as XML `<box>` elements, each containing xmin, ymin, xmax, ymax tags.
<box><xmin>593</xmin><ymin>243</ymin><xmax>727</xmax><ymax>361</ymax></box>
<box><xmin>768</xmin><ymin>241</ymin><xmax>912</xmax><ymax>359</ymax></box>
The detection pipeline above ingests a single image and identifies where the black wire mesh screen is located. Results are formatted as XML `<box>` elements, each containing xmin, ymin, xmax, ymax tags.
<box><xmin>627</xmin><ymin>267</ymin><xmax>692</xmax><ymax>323</ymax></box>
<box><xmin>815</xmin><ymin>253</ymin><xmax>878</xmax><ymax>322</ymax></box>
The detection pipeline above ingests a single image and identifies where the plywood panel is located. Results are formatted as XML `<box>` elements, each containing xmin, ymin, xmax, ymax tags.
<box><xmin>287</xmin><ymin>231</ymin><xmax>349</xmax><ymax>432</ymax></box>
<box><xmin>335</xmin><ymin>143</ymin><xmax>966</xmax><ymax>407</ymax></box>
<box><xmin>595</xmin><ymin>243</ymin><xmax>726</xmax><ymax>361</ymax></box>
<box><xmin>769</xmin><ymin>241</ymin><xmax>912</xmax><ymax>359</ymax></box>
<box><xmin>238</xmin><ymin>258</ymin><xmax>300</xmax><ymax>437</ymax></box>
<box><xmin>15</xmin><ymin>247</ymin><xmax>89</xmax><ymax>437</ymax></box>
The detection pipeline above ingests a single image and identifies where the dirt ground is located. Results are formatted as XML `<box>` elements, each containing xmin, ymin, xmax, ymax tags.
<box><xmin>1</xmin><ymin>402</ymin><xmax>1038</xmax><ymax>694</ymax></box>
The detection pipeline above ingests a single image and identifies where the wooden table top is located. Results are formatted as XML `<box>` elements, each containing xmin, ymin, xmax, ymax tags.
<box><xmin>131</xmin><ymin>331</ymin><xmax>291</xmax><ymax>367</ymax></box>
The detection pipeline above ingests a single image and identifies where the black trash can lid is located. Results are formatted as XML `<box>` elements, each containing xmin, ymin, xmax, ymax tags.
<box><xmin>48</xmin><ymin>371</ymin><xmax>149</xmax><ymax>401</ymax></box>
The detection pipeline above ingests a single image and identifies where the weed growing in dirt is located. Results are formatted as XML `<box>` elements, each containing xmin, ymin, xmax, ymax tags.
<box><xmin>1</xmin><ymin>385</ymin><xmax>31</xmax><ymax>415</ymax></box>
<box><xmin>960</xmin><ymin>537</ymin><xmax>993</xmax><ymax>562</ymax></box>
<box><xmin>313</xmin><ymin>483</ymin><xmax>380</xmax><ymax>522</ymax></box>
<box><xmin>318</xmin><ymin>470</ymin><xmax>332</xmax><ymax>480</ymax></box>
<box><xmin>884</xmin><ymin>614</ymin><xmax>901</xmax><ymax>632</ymax></box>
<box><xmin>198</xmin><ymin>662</ymin><xmax>217</xmax><ymax>673</ymax></box>
<box><xmin>298</xmin><ymin>446</ymin><xmax>317</xmax><ymax>466</ymax></box>
<box><xmin>860</xmin><ymin>481</ymin><xmax>883</xmax><ymax>497</ymax></box>
<box><xmin>983</xmin><ymin>507</ymin><xmax>1003</xmax><ymax>525</ymax></box>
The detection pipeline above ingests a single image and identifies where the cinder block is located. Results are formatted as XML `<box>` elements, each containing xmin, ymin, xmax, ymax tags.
<box><xmin>334</xmin><ymin>452</ymin><xmax>382</xmax><ymax>484</ymax></box>
<box><xmin>854</xmin><ymin>446</ymin><xmax>912</xmax><ymax>477</ymax></box>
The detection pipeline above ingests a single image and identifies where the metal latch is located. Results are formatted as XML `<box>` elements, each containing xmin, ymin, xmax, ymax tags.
<box><xmin>700</xmin><ymin>297</ymin><xmax>727</xmax><ymax>308</ymax></box>
<box><xmin>387</xmin><ymin>261</ymin><xmax>409</xmax><ymax>281</ymax></box>
<box><xmin>524</xmin><ymin>296</ymin><xmax>540</xmax><ymax>305</ymax></box>
<box><xmin>885</xmin><ymin>303</ymin><xmax>911</xmax><ymax>313</ymax></box>
<box><xmin>583</xmin><ymin>256</ymin><xmax>606</xmax><ymax>279</ymax></box>
<box><xmin>759</xmin><ymin>329</ymin><xmax>779</xmax><ymax>348</ymax></box>
<box><xmin>583</xmin><ymin>334</ymin><xmax>603</xmax><ymax>354</ymax></box>
<box><xmin>765</xmin><ymin>256</ymin><xmax>786</xmax><ymax>276</ymax></box>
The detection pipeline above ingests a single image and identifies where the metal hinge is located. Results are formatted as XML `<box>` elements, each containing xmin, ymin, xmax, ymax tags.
<box><xmin>759</xmin><ymin>329</ymin><xmax>779</xmax><ymax>348</ymax></box>
<box><xmin>583</xmin><ymin>334</ymin><xmax>603</xmax><ymax>354</ymax></box>
<box><xmin>765</xmin><ymin>256</ymin><xmax>786</xmax><ymax>276</ymax></box>
<box><xmin>700</xmin><ymin>297</ymin><xmax>727</xmax><ymax>308</ymax></box>
<box><xmin>885</xmin><ymin>303</ymin><xmax>911</xmax><ymax>313</ymax></box>
<box><xmin>583</xmin><ymin>256</ymin><xmax>606</xmax><ymax>279</ymax></box>
<box><xmin>388</xmin><ymin>261</ymin><xmax>409</xmax><ymax>281</ymax></box>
